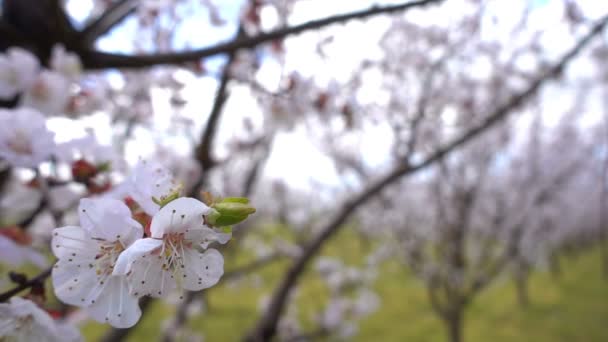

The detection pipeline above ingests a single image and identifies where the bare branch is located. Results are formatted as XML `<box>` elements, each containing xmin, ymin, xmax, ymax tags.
<box><xmin>0</xmin><ymin>267</ymin><xmax>52</xmax><ymax>302</ymax></box>
<box><xmin>81</xmin><ymin>0</ymin><xmax>445</xmax><ymax>69</ymax></box>
<box><xmin>194</xmin><ymin>49</ymin><xmax>237</xmax><ymax>171</ymax></box>
<box><xmin>244</xmin><ymin>14</ymin><xmax>608</xmax><ymax>341</ymax></box>
<box><xmin>80</xmin><ymin>0</ymin><xmax>139</xmax><ymax>47</ymax></box>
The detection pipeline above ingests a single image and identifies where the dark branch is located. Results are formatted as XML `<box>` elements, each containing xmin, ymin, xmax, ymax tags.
<box><xmin>244</xmin><ymin>13</ymin><xmax>608</xmax><ymax>342</ymax></box>
<box><xmin>81</xmin><ymin>0</ymin><xmax>445</xmax><ymax>69</ymax></box>
<box><xmin>195</xmin><ymin>49</ymin><xmax>237</xmax><ymax>171</ymax></box>
<box><xmin>0</xmin><ymin>267</ymin><xmax>52</xmax><ymax>302</ymax></box>
<box><xmin>80</xmin><ymin>0</ymin><xmax>139</xmax><ymax>47</ymax></box>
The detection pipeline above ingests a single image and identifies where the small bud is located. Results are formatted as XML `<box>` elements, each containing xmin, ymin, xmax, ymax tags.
<box><xmin>0</xmin><ymin>226</ymin><xmax>31</xmax><ymax>245</ymax></box>
<box><xmin>207</xmin><ymin>198</ymin><xmax>256</xmax><ymax>227</ymax></box>
<box><xmin>133</xmin><ymin>212</ymin><xmax>152</xmax><ymax>237</ymax></box>
<box><xmin>71</xmin><ymin>159</ymin><xmax>97</xmax><ymax>183</ymax></box>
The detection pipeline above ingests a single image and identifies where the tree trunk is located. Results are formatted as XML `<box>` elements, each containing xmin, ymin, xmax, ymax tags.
<box><xmin>548</xmin><ymin>252</ymin><xmax>561</xmax><ymax>278</ymax></box>
<box><xmin>445</xmin><ymin>310</ymin><xmax>463</xmax><ymax>342</ymax></box>
<box><xmin>515</xmin><ymin>272</ymin><xmax>530</xmax><ymax>308</ymax></box>
<box><xmin>601</xmin><ymin>237</ymin><xmax>608</xmax><ymax>279</ymax></box>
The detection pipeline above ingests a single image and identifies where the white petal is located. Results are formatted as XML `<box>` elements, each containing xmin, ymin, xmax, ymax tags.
<box><xmin>52</xmin><ymin>259</ymin><xmax>106</xmax><ymax>307</ymax></box>
<box><xmin>150</xmin><ymin>197</ymin><xmax>210</xmax><ymax>238</ymax></box>
<box><xmin>23</xmin><ymin>247</ymin><xmax>48</xmax><ymax>268</ymax></box>
<box><xmin>124</xmin><ymin>255</ymin><xmax>175</xmax><ymax>298</ymax></box>
<box><xmin>20</xmin><ymin>70</ymin><xmax>71</xmax><ymax>116</ymax></box>
<box><xmin>78</xmin><ymin>198</ymin><xmax>143</xmax><ymax>246</ymax></box>
<box><xmin>0</xmin><ymin>236</ymin><xmax>26</xmax><ymax>267</ymax></box>
<box><xmin>185</xmin><ymin>226</ymin><xmax>231</xmax><ymax>248</ymax></box>
<box><xmin>182</xmin><ymin>248</ymin><xmax>224</xmax><ymax>291</ymax></box>
<box><xmin>51</xmin><ymin>226</ymin><xmax>98</xmax><ymax>260</ymax></box>
<box><xmin>86</xmin><ymin>276</ymin><xmax>141</xmax><ymax>328</ymax></box>
<box><xmin>113</xmin><ymin>238</ymin><xmax>162</xmax><ymax>276</ymax></box>
<box><xmin>128</xmin><ymin>159</ymin><xmax>175</xmax><ymax>216</ymax></box>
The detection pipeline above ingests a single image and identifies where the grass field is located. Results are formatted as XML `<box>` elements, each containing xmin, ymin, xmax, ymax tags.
<box><xmin>80</xmin><ymin>228</ymin><xmax>608</xmax><ymax>341</ymax></box>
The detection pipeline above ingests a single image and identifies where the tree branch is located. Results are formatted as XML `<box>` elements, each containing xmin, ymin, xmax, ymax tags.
<box><xmin>0</xmin><ymin>267</ymin><xmax>52</xmax><ymax>302</ymax></box>
<box><xmin>194</xmin><ymin>49</ymin><xmax>238</xmax><ymax>171</ymax></box>
<box><xmin>81</xmin><ymin>0</ymin><xmax>445</xmax><ymax>69</ymax></box>
<box><xmin>80</xmin><ymin>0</ymin><xmax>139</xmax><ymax>47</ymax></box>
<box><xmin>244</xmin><ymin>13</ymin><xmax>608</xmax><ymax>341</ymax></box>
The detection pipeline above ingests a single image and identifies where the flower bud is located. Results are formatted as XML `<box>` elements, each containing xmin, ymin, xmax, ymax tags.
<box><xmin>207</xmin><ymin>197</ymin><xmax>256</xmax><ymax>227</ymax></box>
<box><xmin>71</xmin><ymin>159</ymin><xmax>97</xmax><ymax>183</ymax></box>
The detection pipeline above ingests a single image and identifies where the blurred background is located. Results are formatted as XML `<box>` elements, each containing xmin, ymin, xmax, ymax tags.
<box><xmin>0</xmin><ymin>0</ymin><xmax>607</xmax><ymax>341</ymax></box>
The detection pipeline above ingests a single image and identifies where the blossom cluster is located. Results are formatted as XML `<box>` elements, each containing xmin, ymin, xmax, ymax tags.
<box><xmin>0</xmin><ymin>45</ymin><xmax>80</xmax><ymax>116</ymax></box>
<box><xmin>0</xmin><ymin>297</ymin><xmax>81</xmax><ymax>342</ymax></box>
<box><xmin>50</xmin><ymin>160</ymin><xmax>240</xmax><ymax>328</ymax></box>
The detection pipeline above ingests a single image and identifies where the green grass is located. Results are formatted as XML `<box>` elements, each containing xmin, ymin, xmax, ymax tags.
<box><xmin>79</xmin><ymin>228</ymin><xmax>608</xmax><ymax>342</ymax></box>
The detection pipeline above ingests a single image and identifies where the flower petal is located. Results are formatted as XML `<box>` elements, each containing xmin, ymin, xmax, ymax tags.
<box><xmin>182</xmin><ymin>248</ymin><xmax>224</xmax><ymax>291</ymax></box>
<box><xmin>185</xmin><ymin>226</ymin><xmax>231</xmax><ymax>248</ymax></box>
<box><xmin>124</xmin><ymin>255</ymin><xmax>175</xmax><ymax>298</ymax></box>
<box><xmin>78</xmin><ymin>198</ymin><xmax>143</xmax><ymax>246</ymax></box>
<box><xmin>86</xmin><ymin>276</ymin><xmax>141</xmax><ymax>328</ymax></box>
<box><xmin>150</xmin><ymin>197</ymin><xmax>210</xmax><ymax>238</ymax></box>
<box><xmin>52</xmin><ymin>259</ymin><xmax>107</xmax><ymax>307</ymax></box>
<box><xmin>113</xmin><ymin>238</ymin><xmax>162</xmax><ymax>276</ymax></box>
<box><xmin>51</xmin><ymin>226</ymin><xmax>98</xmax><ymax>261</ymax></box>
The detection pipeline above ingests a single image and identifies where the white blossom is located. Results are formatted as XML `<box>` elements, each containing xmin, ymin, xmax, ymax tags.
<box><xmin>0</xmin><ymin>178</ymin><xmax>42</xmax><ymax>225</ymax></box>
<box><xmin>50</xmin><ymin>45</ymin><xmax>82</xmax><ymax>81</ymax></box>
<box><xmin>0</xmin><ymin>107</ymin><xmax>55</xmax><ymax>168</ymax></box>
<box><xmin>55</xmin><ymin>134</ymin><xmax>122</xmax><ymax>168</ymax></box>
<box><xmin>0</xmin><ymin>47</ymin><xmax>39</xmax><ymax>99</ymax></box>
<box><xmin>114</xmin><ymin>197</ymin><xmax>226</xmax><ymax>297</ymax></box>
<box><xmin>0</xmin><ymin>234</ymin><xmax>47</xmax><ymax>268</ymax></box>
<box><xmin>125</xmin><ymin>159</ymin><xmax>180</xmax><ymax>215</ymax></box>
<box><xmin>20</xmin><ymin>70</ymin><xmax>71</xmax><ymax>116</ymax></box>
<box><xmin>0</xmin><ymin>297</ymin><xmax>82</xmax><ymax>342</ymax></box>
<box><xmin>51</xmin><ymin>198</ymin><xmax>143</xmax><ymax>328</ymax></box>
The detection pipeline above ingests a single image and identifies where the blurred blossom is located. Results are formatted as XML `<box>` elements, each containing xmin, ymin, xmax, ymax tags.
<box><xmin>0</xmin><ymin>47</ymin><xmax>39</xmax><ymax>99</ymax></box>
<box><xmin>123</xmin><ymin>159</ymin><xmax>180</xmax><ymax>216</ymax></box>
<box><xmin>20</xmin><ymin>70</ymin><xmax>71</xmax><ymax>116</ymax></box>
<box><xmin>55</xmin><ymin>134</ymin><xmax>124</xmax><ymax>170</ymax></box>
<box><xmin>0</xmin><ymin>229</ymin><xmax>47</xmax><ymax>268</ymax></box>
<box><xmin>0</xmin><ymin>107</ymin><xmax>56</xmax><ymax>168</ymax></box>
<box><xmin>0</xmin><ymin>297</ymin><xmax>82</xmax><ymax>342</ymax></box>
<box><xmin>50</xmin><ymin>45</ymin><xmax>83</xmax><ymax>81</ymax></box>
<box><xmin>0</xmin><ymin>178</ymin><xmax>42</xmax><ymax>226</ymax></box>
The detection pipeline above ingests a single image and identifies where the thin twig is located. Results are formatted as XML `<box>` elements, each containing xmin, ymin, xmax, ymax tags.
<box><xmin>80</xmin><ymin>0</ymin><xmax>139</xmax><ymax>47</ymax></box>
<box><xmin>0</xmin><ymin>267</ymin><xmax>52</xmax><ymax>302</ymax></box>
